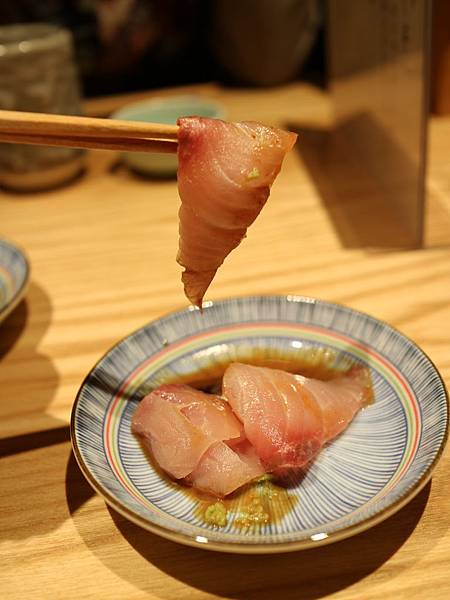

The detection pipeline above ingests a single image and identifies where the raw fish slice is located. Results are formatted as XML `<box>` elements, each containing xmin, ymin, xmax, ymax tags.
<box><xmin>151</xmin><ymin>383</ymin><xmax>243</xmax><ymax>441</ymax></box>
<box><xmin>223</xmin><ymin>363</ymin><xmax>324</xmax><ymax>470</ymax></box>
<box><xmin>227</xmin><ymin>438</ymin><xmax>264</xmax><ymax>470</ymax></box>
<box><xmin>298</xmin><ymin>366</ymin><xmax>373</xmax><ymax>440</ymax></box>
<box><xmin>177</xmin><ymin>117</ymin><xmax>297</xmax><ymax>307</ymax></box>
<box><xmin>132</xmin><ymin>384</ymin><xmax>242</xmax><ymax>479</ymax></box>
<box><xmin>223</xmin><ymin>363</ymin><xmax>372</xmax><ymax>473</ymax></box>
<box><xmin>187</xmin><ymin>441</ymin><xmax>265</xmax><ymax>497</ymax></box>
<box><xmin>132</xmin><ymin>393</ymin><xmax>211</xmax><ymax>479</ymax></box>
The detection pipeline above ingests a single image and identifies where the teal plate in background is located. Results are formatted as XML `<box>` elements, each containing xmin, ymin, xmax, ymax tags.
<box><xmin>111</xmin><ymin>95</ymin><xmax>226</xmax><ymax>177</ymax></box>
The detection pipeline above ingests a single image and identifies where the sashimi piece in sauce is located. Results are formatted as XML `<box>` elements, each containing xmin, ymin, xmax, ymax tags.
<box><xmin>187</xmin><ymin>440</ymin><xmax>265</xmax><ymax>497</ymax></box>
<box><xmin>132</xmin><ymin>383</ymin><xmax>263</xmax><ymax>496</ymax></box>
<box><xmin>177</xmin><ymin>117</ymin><xmax>297</xmax><ymax>308</ymax></box>
<box><xmin>132</xmin><ymin>365</ymin><xmax>373</xmax><ymax>496</ymax></box>
<box><xmin>132</xmin><ymin>384</ymin><xmax>243</xmax><ymax>479</ymax></box>
<box><xmin>222</xmin><ymin>363</ymin><xmax>373</xmax><ymax>474</ymax></box>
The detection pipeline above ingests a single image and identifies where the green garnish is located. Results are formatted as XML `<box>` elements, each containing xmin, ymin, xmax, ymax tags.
<box><xmin>204</xmin><ymin>502</ymin><xmax>228</xmax><ymax>527</ymax></box>
<box><xmin>247</xmin><ymin>167</ymin><xmax>260</xmax><ymax>180</ymax></box>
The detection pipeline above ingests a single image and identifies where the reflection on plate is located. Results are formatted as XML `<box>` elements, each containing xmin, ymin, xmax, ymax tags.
<box><xmin>71</xmin><ymin>296</ymin><xmax>448</xmax><ymax>553</ymax></box>
<box><xmin>0</xmin><ymin>239</ymin><xmax>29</xmax><ymax>324</ymax></box>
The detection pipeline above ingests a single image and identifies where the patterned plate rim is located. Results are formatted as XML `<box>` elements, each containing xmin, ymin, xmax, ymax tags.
<box><xmin>70</xmin><ymin>295</ymin><xmax>449</xmax><ymax>554</ymax></box>
<box><xmin>0</xmin><ymin>238</ymin><xmax>30</xmax><ymax>323</ymax></box>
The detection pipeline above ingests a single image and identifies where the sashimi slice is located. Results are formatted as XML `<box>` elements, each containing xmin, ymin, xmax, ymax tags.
<box><xmin>132</xmin><ymin>384</ymin><xmax>242</xmax><ymax>479</ymax></box>
<box><xmin>227</xmin><ymin>438</ymin><xmax>265</xmax><ymax>470</ymax></box>
<box><xmin>187</xmin><ymin>441</ymin><xmax>265</xmax><ymax>497</ymax></box>
<box><xmin>132</xmin><ymin>392</ymin><xmax>210</xmax><ymax>479</ymax></box>
<box><xmin>177</xmin><ymin>117</ymin><xmax>297</xmax><ymax>307</ymax></box>
<box><xmin>152</xmin><ymin>383</ymin><xmax>243</xmax><ymax>441</ymax></box>
<box><xmin>222</xmin><ymin>363</ymin><xmax>372</xmax><ymax>473</ymax></box>
<box><xmin>298</xmin><ymin>366</ymin><xmax>373</xmax><ymax>440</ymax></box>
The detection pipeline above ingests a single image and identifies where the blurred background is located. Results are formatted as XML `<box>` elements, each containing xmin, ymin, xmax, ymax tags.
<box><xmin>1</xmin><ymin>0</ymin><xmax>448</xmax><ymax>242</ymax></box>
<box><xmin>0</xmin><ymin>0</ymin><xmax>326</xmax><ymax>97</ymax></box>
<box><xmin>1</xmin><ymin>0</ymin><xmax>448</xmax><ymax>113</ymax></box>
<box><xmin>1</xmin><ymin>0</ymin><xmax>447</xmax><ymax>111</ymax></box>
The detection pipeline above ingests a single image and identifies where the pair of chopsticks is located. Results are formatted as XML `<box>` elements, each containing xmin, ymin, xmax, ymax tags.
<box><xmin>0</xmin><ymin>110</ymin><xmax>179</xmax><ymax>154</ymax></box>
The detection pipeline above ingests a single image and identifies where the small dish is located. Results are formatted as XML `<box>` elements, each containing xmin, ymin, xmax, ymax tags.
<box><xmin>71</xmin><ymin>296</ymin><xmax>448</xmax><ymax>553</ymax></box>
<box><xmin>111</xmin><ymin>95</ymin><xmax>226</xmax><ymax>177</ymax></box>
<box><xmin>0</xmin><ymin>239</ymin><xmax>30</xmax><ymax>324</ymax></box>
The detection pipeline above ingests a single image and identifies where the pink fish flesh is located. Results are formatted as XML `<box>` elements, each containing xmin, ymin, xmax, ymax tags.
<box><xmin>186</xmin><ymin>441</ymin><xmax>265</xmax><ymax>497</ymax></box>
<box><xmin>177</xmin><ymin>117</ymin><xmax>297</xmax><ymax>307</ymax></box>
<box><xmin>132</xmin><ymin>364</ymin><xmax>372</xmax><ymax>496</ymax></box>
<box><xmin>132</xmin><ymin>384</ymin><xmax>242</xmax><ymax>479</ymax></box>
<box><xmin>222</xmin><ymin>363</ymin><xmax>372</xmax><ymax>473</ymax></box>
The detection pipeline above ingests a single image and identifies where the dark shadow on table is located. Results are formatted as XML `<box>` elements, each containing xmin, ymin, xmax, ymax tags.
<box><xmin>65</xmin><ymin>450</ymin><xmax>441</xmax><ymax>600</ymax></box>
<box><xmin>0</xmin><ymin>298</ymin><xmax>27</xmax><ymax>360</ymax></box>
<box><xmin>107</xmin><ymin>483</ymin><xmax>431</xmax><ymax>599</ymax></box>
<box><xmin>66</xmin><ymin>450</ymin><xmax>96</xmax><ymax>514</ymax></box>
<box><xmin>0</xmin><ymin>281</ymin><xmax>62</xmax><ymax>443</ymax></box>
<box><xmin>1</xmin><ymin>437</ymin><xmax>74</xmax><ymax>540</ymax></box>
<box><xmin>0</xmin><ymin>424</ymin><xmax>70</xmax><ymax>458</ymax></box>
<box><xmin>288</xmin><ymin>112</ymin><xmax>425</xmax><ymax>250</ymax></box>
<box><xmin>0</xmin><ymin>283</ymin><xmax>72</xmax><ymax>540</ymax></box>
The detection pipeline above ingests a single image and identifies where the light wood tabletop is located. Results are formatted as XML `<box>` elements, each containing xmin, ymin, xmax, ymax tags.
<box><xmin>1</xmin><ymin>83</ymin><xmax>449</xmax><ymax>599</ymax></box>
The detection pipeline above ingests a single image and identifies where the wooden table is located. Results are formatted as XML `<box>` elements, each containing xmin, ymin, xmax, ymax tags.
<box><xmin>1</xmin><ymin>83</ymin><xmax>449</xmax><ymax>599</ymax></box>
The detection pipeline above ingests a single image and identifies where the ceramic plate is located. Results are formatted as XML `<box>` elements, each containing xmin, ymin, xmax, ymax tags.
<box><xmin>71</xmin><ymin>296</ymin><xmax>448</xmax><ymax>553</ymax></box>
<box><xmin>0</xmin><ymin>239</ymin><xmax>29</xmax><ymax>324</ymax></box>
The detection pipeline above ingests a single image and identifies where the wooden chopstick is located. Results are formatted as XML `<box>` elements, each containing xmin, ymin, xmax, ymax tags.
<box><xmin>0</xmin><ymin>131</ymin><xmax>177</xmax><ymax>154</ymax></box>
<box><xmin>0</xmin><ymin>110</ymin><xmax>179</xmax><ymax>154</ymax></box>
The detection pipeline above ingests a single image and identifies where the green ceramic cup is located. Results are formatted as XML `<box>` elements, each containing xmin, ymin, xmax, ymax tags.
<box><xmin>111</xmin><ymin>96</ymin><xmax>226</xmax><ymax>178</ymax></box>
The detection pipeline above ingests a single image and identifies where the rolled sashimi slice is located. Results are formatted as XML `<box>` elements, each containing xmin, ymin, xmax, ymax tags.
<box><xmin>222</xmin><ymin>363</ymin><xmax>372</xmax><ymax>473</ymax></box>
<box><xmin>187</xmin><ymin>441</ymin><xmax>265</xmax><ymax>497</ymax></box>
<box><xmin>177</xmin><ymin>117</ymin><xmax>297</xmax><ymax>308</ymax></box>
<box><xmin>132</xmin><ymin>384</ymin><xmax>242</xmax><ymax>479</ymax></box>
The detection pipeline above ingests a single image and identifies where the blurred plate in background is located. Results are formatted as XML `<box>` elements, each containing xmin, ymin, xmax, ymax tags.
<box><xmin>111</xmin><ymin>95</ymin><xmax>225</xmax><ymax>178</ymax></box>
<box><xmin>0</xmin><ymin>239</ymin><xmax>29</xmax><ymax>325</ymax></box>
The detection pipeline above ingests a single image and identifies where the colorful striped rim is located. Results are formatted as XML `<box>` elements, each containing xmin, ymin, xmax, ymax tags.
<box><xmin>103</xmin><ymin>322</ymin><xmax>421</xmax><ymax>514</ymax></box>
<box><xmin>0</xmin><ymin>239</ymin><xmax>30</xmax><ymax>323</ymax></box>
<box><xmin>0</xmin><ymin>264</ymin><xmax>15</xmax><ymax>302</ymax></box>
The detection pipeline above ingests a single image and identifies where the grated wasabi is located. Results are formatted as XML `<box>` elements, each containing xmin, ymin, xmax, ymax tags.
<box><xmin>204</xmin><ymin>502</ymin><xmax>228</xmax><ymax>527</ymax></box>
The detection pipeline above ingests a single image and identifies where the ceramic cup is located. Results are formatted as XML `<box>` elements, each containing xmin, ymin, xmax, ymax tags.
<box><xmin>0</xmin><ymin>23</ymin><xmax>85</xmax><ymax>192</ymax></box>
<box><xmin>210</xmin><ymin>0</ymin><xmax>322</xmax><ymax>86</ymax></box>
<box><xmin>111</xmin><ymin>96</ymin><xmax>226</xmax><ymax>178</ymax></box>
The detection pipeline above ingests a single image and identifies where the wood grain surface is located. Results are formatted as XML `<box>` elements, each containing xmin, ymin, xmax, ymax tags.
<box><xmin>1</xmin><ymin>83</ymin><xmax>449</xmax><ymax>600</ymax></box>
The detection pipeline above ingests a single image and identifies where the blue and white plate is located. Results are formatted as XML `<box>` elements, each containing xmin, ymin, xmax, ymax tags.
<box><xmin>71</xmin><ymin>296</ymin><xmax>448</xmax><ymax>553</ymax></box>
<box><xmin>0</xmin><ymin>239</ymin><xmax>29</xmax><ymax>324</ymax></box>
